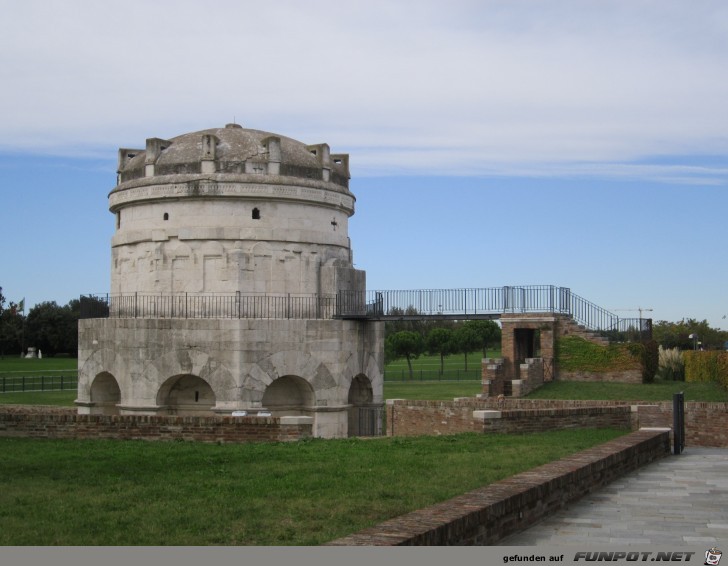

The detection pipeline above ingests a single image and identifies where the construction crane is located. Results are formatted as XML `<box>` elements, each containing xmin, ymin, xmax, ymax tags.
<box><xmin>614</xmin><ymin>308</ymin><xmax>653</xmax><ymax>319</ymax></box>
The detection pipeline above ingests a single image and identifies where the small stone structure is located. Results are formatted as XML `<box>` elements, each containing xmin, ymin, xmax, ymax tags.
<box><xmin>77</xmin><ymin>124</ymin><xmax>384</xmax><ymax>438</ymax></box>
<box><xmin>482</xmin><ymin>312</ymin><xmax>634</xmax><ymax>398</ymax></box>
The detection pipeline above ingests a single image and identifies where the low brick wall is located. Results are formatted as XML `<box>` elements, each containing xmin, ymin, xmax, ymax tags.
<box><xmin>0</xmin><ymin>409</ymin><xmax>313</xmax><ymax>443</ymax></box>
<box><xmin>389</xmin><ymin>398</ymin><xmax>728</xmax><ymax>448</ymax></box>
<box><xmin>633</xmin><ymin>402</ymin><xmax>728</xmax><ymax>448</ymax></box>
<box><xmin>387</xmin><ymin>399</ymin><xmax>633</xmax><ymax>437</ymax></box>
<box><xmin>326</xmin><ymin>429</ymin><xmax>670</xmax><ymax>546</ymax></box>
<box><xmin>559</xmin><ymin>370</ymin><xmax>642</xmax><ymax>384</ymax></box>
<box><xmin>475</xmin><ymin>405</ymin><xmax>632</xmax><ymax>434</ymax></box>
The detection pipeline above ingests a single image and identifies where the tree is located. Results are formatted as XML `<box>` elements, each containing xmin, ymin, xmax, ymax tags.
<box><xmin>453</xmin><ymin>324</ymin><xmax>481</xmax><ymax>371</ymax></box>
<box><xmin>0</xmin><ymin>286</ymin><xmax>24</xmax><ymax>358</ymax></box>
<box><xmin>386</xmin><ymin>330</ymin><xmax>424</xmax><ymax>380</ymax></box>
<box><xmin>463</xmin><ymin>319</ymin><xmax>501</xmax><ymax>358</ymax></box>
<box><xmin>25</xmin><ymin>301</ymin><xmax>79</xmax><ymax>357</ymax></box>
<box><xmin>652</xmin><ymin>319</ymin><xmax>728</xmax><ymax>351</ymax></box>
<box><xmin>426</xmin><ymin>327</ymin><xmax>454</xmax><ymax>375</ymax></box>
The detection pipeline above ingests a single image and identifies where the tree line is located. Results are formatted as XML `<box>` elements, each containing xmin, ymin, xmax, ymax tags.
<box><xmin>384</xmin><ymin>307</ymin><xmax>501</xmax><ymax>380</ymax></box>
<box><xmin>0</xmin><ymin>287</ymin><xmax>80</xmax><ymax>358</ymax></box>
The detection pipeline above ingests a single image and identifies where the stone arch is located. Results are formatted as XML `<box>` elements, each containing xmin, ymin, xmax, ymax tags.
<box><xmin>261</xmin><ymin>375</ymin><xmax>315</xmax><ymax>417</ymax></box>
<box><xmin>156</xmin><ymin>374</ymin><xmax>216</xmax><ymax>416</ymax></box>
<box><xmin>89</xmin><ymin>372</ymin><xmax>121</xmax><ymax>416</ymax></box>
<box><xmin>347</xmin><ymin>374</ymin><xmax>378</xmax><ymax>437</ymax></box>
<box><xmin>77</xmin><ymin>347</ymin><xmax>119</xmax><ymax>403</ymax></box>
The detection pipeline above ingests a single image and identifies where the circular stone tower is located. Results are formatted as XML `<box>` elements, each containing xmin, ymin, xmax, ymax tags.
<box><xmin>77</xmin><ymin>124</ymin><xmax>384</xmax><ymax>438</ymax></box>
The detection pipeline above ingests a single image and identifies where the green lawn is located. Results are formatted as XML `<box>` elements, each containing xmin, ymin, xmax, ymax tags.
<box><xmin>384</xmin><ymin>380</ymin><xmax>482</xmax><ymax>400</ymax></box>
<box><xmin>0</xmin><ymin>357</ymin><xmax>77</xmax><ymax>376</ymax></box>
<box><xmin>526</xmin><ymin>379</ymin><xmax>728</xmax><ymax>402</ymax></box>
<box><xmin>0</xmin><ymin>428</ymin><xmax>626</xmax><ymax>545</ymax></box>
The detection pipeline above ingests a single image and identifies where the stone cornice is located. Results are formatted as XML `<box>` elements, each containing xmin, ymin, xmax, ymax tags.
<box><xmin>109</xmin><ymin>179</ymin><xmax>355</xmax><ymax>215</ymax></box>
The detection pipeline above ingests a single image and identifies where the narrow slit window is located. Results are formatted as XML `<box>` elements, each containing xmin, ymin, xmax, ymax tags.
<box><xmin>163</xmin><ymin>212</ymin><xmax>169</xmax><ymax>221</ymax></box>
<box><xmin>252</xmin><ymin>208</ymin><xmax>260</xmax><ymax>220</ymax></box>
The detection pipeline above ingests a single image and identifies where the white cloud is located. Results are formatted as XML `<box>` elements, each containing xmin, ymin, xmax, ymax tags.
<box><xmin>1</xmin><ymin>0</ymin><xmax>728</xmax><ymax>182</ymax></box>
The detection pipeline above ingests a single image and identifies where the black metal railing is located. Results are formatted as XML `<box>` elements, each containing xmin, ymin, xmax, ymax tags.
<box><xmin>81</xmin><ymin>293</ymin><xmax>339</xmax><ymax>320</ymax></box>
<box><xmin>81</xmin><ymin>286</ymin><xmax>652</xmax><ymax>340</ymax></box>
<box><xmin>0</xmin><ymin>374</ymin><xmax>78</xmax><ymax>393</ymax></box>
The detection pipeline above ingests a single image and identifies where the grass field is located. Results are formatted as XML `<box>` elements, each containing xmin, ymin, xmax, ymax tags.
<box><xmin>0</xmin><ymin>428</ymin><xmax>625</xmax><ymax>545</ymax></box>
<box><xmin>0</xmin><ymin>357</ymin><xmax>77</xmax><ymax>376</ymax></box>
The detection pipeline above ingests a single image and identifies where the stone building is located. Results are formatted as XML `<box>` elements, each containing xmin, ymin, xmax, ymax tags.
<box><xmin>77</xmin><ymin>124</ymin><xmax>384</xmax><ymax>438</ymax></box>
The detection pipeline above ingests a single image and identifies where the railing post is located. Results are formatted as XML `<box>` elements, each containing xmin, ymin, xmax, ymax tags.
<box><xmin>673</xmin><ymin>391</ymin><xmax>685</xmax><ymax>455</ymax></box>
<box><xmin>134</xmin><ymin>292</ymin><xmax>138</xmax><ymax>318</ymax></box>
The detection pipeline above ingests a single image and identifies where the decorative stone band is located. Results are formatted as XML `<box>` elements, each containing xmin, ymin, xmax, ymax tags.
<box><xmin>109</xmin><ymin>178</ymin><xmax>355</xmax><ymax>215</ymax></box>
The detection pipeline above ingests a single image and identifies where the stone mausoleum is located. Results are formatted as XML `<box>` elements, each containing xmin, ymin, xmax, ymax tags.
<box><xmin>77</xmin><ymin>124</ymin><xmax>384</xmax><ymax>438</ymax></box>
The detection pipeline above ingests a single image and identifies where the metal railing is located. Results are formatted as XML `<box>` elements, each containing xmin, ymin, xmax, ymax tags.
<box><xmin>383</xmin><ymin>369</ymin><xmax>482</xmax><ymax>382</ymax></box>
<box><xmin>81</xmin><ymin>286</ymin><xmax>652</xmax><ymax>340</ymax></box>
<box><xmin>0</xmin><ymin>374</ymin><xmax>78</xmax><ymax>393</ymax></box>
<box><xmin>81</xmin><ymin>293</ymin><xmax>339</xmax><ymax>320</ymax></box>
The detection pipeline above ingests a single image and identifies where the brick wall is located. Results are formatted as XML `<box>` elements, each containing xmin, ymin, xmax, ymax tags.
<box><xmin>0</xmin><ymin>409</ymin><xmax>313</xmax><ymax>443</ymax></box>
<box><xmin>386</xmin><ymin>400</ymin><xmax>479</xmax><ymax>437</ymax></box>
<box><xmin>559</xmin><ymin>369</ymin><xmax>643</xmax><ymax>384</ymax></box>
<box><xmin>388</xmin><ymin>398</ymin><xmax>728</xmax><ymax>447</ymax></box>
<box><xmin>475</xmin><ymin>405</ymin><xmax>632</xmax><ymax>434</ymax></box>
<box><xmin>387</xmin><ymin>399</ymin><xmax>632</xmax><ymax>437</ymax></box>
<box><xmin>326</xmin><ymin>429</ymin><xmax>670</xmax><ymax>546</ymax></box>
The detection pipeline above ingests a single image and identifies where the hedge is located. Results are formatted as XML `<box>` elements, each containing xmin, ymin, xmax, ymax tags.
<box><xmin>684</xmin><ymin>351</ymin><xmax>728</xmax><ymax>389</ymax></box>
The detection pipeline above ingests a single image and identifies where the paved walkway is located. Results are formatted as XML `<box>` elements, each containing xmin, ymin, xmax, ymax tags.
<box><xmin>500</xmin><ymin>447</ymin><xmax>728</xmax><ymax>546</ymax></box>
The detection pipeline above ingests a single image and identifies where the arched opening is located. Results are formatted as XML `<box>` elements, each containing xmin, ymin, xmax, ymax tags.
<box><xmin>252</xmin><ymin>207</ymin><xmax>260</xmax><ymax>220</ymax></box>
<box><xmin>347</xmin><ymin>375</ymin><xmax>381</xmax><ymax>437</ymax></box>
<box><xmin>156</xmin><ymin>374</ymin><xmax>216</xmax><ymax>416</ymax></box>
<box><xmin>261</xmin><ymin>375</ymin><xmax>314</xmax><ymax>417</ymax></box>
<box><xmin>89</xmin><ymin>372</ymin><xmax>121</xmax><ymax>415</ymax></box>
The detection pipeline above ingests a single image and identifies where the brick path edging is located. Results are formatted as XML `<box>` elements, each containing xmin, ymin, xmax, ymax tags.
<box><xmin>325</xmin><ymin>428</ymin><xmax>670</xmax><ymax>546</ymax></box>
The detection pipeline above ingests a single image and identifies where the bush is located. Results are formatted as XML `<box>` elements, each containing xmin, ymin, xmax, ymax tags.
<box><xmin>556</xmin><ymin>336</ymin><xmax>642</xmax><ymax>373</ymax></box>
<box><xmin>684</xmin><ymin>351</ymin><xmax>728</xmax><ymax>389</ymax></box>
<box><xmin>657</xmin><ymin>346</ymin><xmax>684</xmax><ymax>381</ymax></box>
<box><xmin>641</xmin><ymin>340</ymin><xmax>658</xmax><ymax>384</ymax></box>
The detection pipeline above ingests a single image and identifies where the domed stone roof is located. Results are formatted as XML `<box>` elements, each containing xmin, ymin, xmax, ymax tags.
<box><xmin>115</xmin><ymin>123</ymin><xmax>351</xmax><ymax>190</ymax></box>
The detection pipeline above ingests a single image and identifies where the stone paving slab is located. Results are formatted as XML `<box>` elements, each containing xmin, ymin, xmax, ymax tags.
<box><xmin>500</xmin><ymin>447</ymin><xmax>728</xmax><ymax>546</ymax></box>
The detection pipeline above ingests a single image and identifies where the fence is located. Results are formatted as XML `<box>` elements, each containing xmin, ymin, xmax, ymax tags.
<box><xmin>0</xmin><ymin>373</ymin><xmax>78</xmax><ymax>393</ymax></box>
<box><xmin>383</xmin><ymin>369</ymin><xmax>481</xmax><ymax>382</ymax></box>
<box><xmin>80</xmin><ymin>293</ymin><xmax>338</xmax><ymax>320</ymax></box>
<box><xmin>81</xmin><ymin>286</ymin><xmax>652</xmax><ymax>340</ymax></box>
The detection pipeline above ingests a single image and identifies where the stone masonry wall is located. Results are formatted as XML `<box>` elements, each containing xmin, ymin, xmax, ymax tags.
<box><xmin>0</xmin><ymin>409</ymin><xmax>312</xmax><ymax>443</ymax></box>
<box><xmin>327</xmin><ymin>429</ymin><xmax>670</xmax><ymax>545</ymax></box>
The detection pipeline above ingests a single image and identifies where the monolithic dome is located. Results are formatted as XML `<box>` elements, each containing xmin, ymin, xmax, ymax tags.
<box><xmin>77</xmin><ymin>124</ymin><xmax>384</xmax><ymax>438</ymax></box>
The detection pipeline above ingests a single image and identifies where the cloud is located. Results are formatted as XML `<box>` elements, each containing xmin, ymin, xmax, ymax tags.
<box><xmin>2</xmin><ymin>0</ymin><xmax>728</xmax><ymax>182</ymax></box>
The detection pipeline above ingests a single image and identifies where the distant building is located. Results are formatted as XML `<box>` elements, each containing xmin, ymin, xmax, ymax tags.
<box><xmin>77</xmin><ymin>124</ymin><xmax>383</xmax><ymax>438</ymax></box>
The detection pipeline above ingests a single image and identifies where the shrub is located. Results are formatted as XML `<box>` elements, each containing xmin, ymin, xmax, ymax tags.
<box><xmin>555</xmin><ymin>336</ymin><xmax>642</xmax><ymax>373</ymax></box>
<box><xmin>641</xmin><ymin>340</ymin><xmax>658</xmax><ymax>384</ymax></box>
<box><xmin>684</xmin><ymin>351</ymin><xmax>728</xmax><ymax>389</ymax></box>
<box><xmin>657</xmin><ymin>346</ymin><xmax>684</xmax><ymax>381</ymax></box>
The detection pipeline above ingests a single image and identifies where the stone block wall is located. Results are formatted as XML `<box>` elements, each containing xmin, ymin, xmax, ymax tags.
<box><xmin>326</xmin><ymin>429</ymin><xmax>670</xmax><ymax>545</ymax></box>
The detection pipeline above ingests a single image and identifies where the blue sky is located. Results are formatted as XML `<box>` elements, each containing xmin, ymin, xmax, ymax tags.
<box><xmin>1</xmin><ymin>0</ymin><xmax>727</xmax><ymax>328</ymax></box>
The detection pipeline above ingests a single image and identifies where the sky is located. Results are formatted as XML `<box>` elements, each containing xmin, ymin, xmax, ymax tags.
<box><xmin>1</xmin><ymin>0</ymin><xmax>727</xmax><ymax>329</ymax></box>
